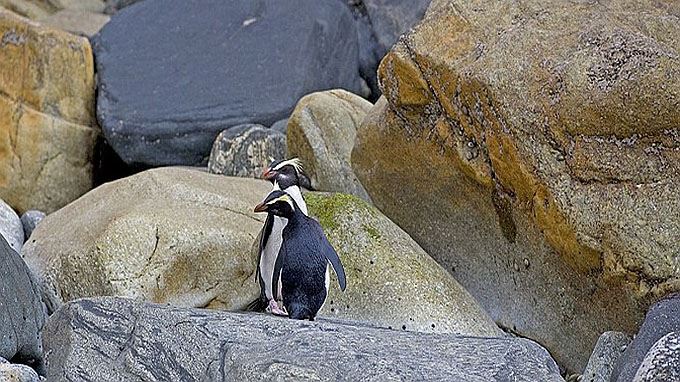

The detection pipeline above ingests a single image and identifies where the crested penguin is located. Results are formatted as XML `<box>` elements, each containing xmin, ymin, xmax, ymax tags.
<box><xmin>254</xmin><ymin>190</ymin><xmax>346</xmax><ymax>320</ymax></box>
<box><xmin>250</xmin><ymin>158</ymin><xmax>313</xmax><ymax>315</ymax></box>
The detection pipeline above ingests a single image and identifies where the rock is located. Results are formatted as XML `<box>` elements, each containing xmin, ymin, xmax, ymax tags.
<box><xmin>346</xmin><ymin>0</ymin><xmax>432</xmax><ymax>99</ymax></box>
<box><xmin>632</xmin><ymin>331</ymin><xmax>680</xmax><ymax>382</ymax></box>
<box><xmin>0</xmin><ymin>234</ymin><xmax>46</xmax><ymax>371</ymax></box>
<box><xmin>0</xmin><ymin>199</ymin><xmax>23</xmax><ymax>252</ymax></box>
<box><xmin>288</xmin><ymin>90</ymin><xmax>372</xmax><ymax>201</ymax></box>
<box><xmin>43</xmin><ymin>297</ymin><xmax>564</xmax><ymax>382</ymax></box>
<box><xmin>0</xmin><ymin>0</ymin><xmax>57</xmax><ymax>19</ymax></box>
<box><xmin>38</xmin><ymin>9</ymin><xmax>109</xmax><ymax>36</ymax></box>
<box><xmin>581</xmin><ymin>332</ymin><xmax>632</xmax><ymax>382</ymax></box>
<box><xmin>307</xmin><ymin>192</ymin><xmax>499</xmax><ymax>336</ymax></box>
<box><xmin>207</xmin><ymin>124</ymin><xmax>286</xmax><ymax>178</ymax></box>
<box><xmin>270</xmin><ymin>118</ymin><xmax>288</xmax><ymax>133</ymax></box>
<box><xmin>0</xmin><ymin>10</ymin><xmax>99</xmax><ymax>214</ymax></box>
<box><xmin>612</xmin><ymin>295</ymin><xmax>680</xmax><ymax>382</ymax></box>
<box><xmin>57</xmin><ymin>0</ymin><xmax>104</xmax><ymax>13</ymax></box>
<box><xmin>0</xmin><ymin>360</ymin><xmax>41</xmax><ymax>382</ymax></box>
<box><xmin>102</xmin><ymin>0</ymin><xmax>141</xmax><ymax>15</ymax></box>
<box><xmin>21</xmin><ymin>167</ymin><xmax>269</xmax><ymax>314</ymax></box>
<box><xmin>20</xmin><ymin>210</ymin><xmax>45</xmax><ymax>240</ymax></box>
<box><xmin>352</xmin><ymin>0</ymin><xmax>680</xmax><ymax>372</ymax></box>
<box><xmin>93</xmin><ymin>0</ymin><xmax>365</xmax><ymax>167</ymax></box>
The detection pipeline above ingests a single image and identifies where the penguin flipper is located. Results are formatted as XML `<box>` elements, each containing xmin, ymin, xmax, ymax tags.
<box><xmin>255</xmin><ymin>213</ymin><xmax>275</xmax><ymax>282</ymax></box>
<box><xmin>272</xmin><ymin>244</ymin><xmax>286</xmax><ymax>300</ymax></box>
<box><xmin>310</xmin><ymin>220</ymin><xmax>346</xmax><ymax>291</ymax></box>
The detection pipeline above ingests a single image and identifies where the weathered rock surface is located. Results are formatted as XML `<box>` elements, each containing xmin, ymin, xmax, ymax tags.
<box><xmin>346</xmin><ymin>0</ymin><xmax>432</xmax><ymax>99</ymax></box>
<box><xmin>0</xmin><ymin>0</ymin><xmax>104</xmax><ymax>20</ymax></box>
<box><xmin>612</xmin><ymin>295</ymin><xmax>680</xmax><ymax>382</ymax></box>
<box><xmin>207</xmin><ymin>124</ymin><xmax>286</xmax><ymax>178</ymax></box>
<box><xmin>0</xmin><ymin>235</ymin><xmax>46</xmax><ymax>369</ymax></box>
<box><xmin>93</xmin><ymin>0</ymin><xmax>365</xmax><ymax>167</ymax></box>
<box><xmin>307</xmin><ymin>192</ymin><xmax>499</xmax><ymax>336</ymax></box>
<box><xmin>581</xmin><ymin>331</ymin><xmax>631</xmax><ymax>382</ymax></box>
<box><xmin>39</xmin><ymin>9</ymin><xmax>109</xmax><ymax>36</ymax></box>
<box><xmin>43</xmin><ymin>297</ymin><xmax>564</xmax><ymax>382</ymax></box>
<box><xmin>21</xmin><ymin>167</ymin><xmax>269</xmax><ymax>314</ymax></box>
<box><xmin>0</xmin><ymin>199</ymin><xmax>23</xmax><ymax>252</ymax></box>
<box><xmin>288</xmin><ymin>90</ymin><xmax>372</xmax><ymax>201</ymax></box>
<box><xmin>352</xmin><ymin>0</ymin><xmax>680</xmax><ymax>371</ymax></box>
<box><xmin>102</xmin><ymin>0</ymin><xmax>140</xmax><ymax>15</ymax></box>
<box><xmin>0</xmin><ymin>358</ymin><xmax>41</xmax><ymax>382</ymax></box>
<box><xmin>632</xmin><ymin>331</ymin><xmax>680</xmax><ymax>382</ymax></box>
<box><xmin>0</xmin><ymin>10</ymin><xmax>98</xmax><ymax>214</ymax></box>
<box><xmin>269</xmin><ymin>118</ymin><xmax>288</xmax><ymax>133</ymax></box>
<box><xmin>20</xmin><ymin>210</ymin><xmax>45</xmax><ymax>241</ymax></box>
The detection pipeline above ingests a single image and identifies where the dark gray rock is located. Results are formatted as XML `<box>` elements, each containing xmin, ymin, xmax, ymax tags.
<box><xmin>93</xmin><ymin>0</ymin><xmax>364</xmax><ymax>167</ymax></box>
<box><xmin>43</xmin><ymin>297</ymin><xmax>565</xmax><ymax>382</ymax></box>
<box><xmin>270</xmin><ymin>118</ymin><xmax>288</xmax><ymax>133</ymax></box>
<box><xmin>103</xmin><ymin>0</ymin><xmax>143</xmax><ymax>14</ymax></box>
<box><xmin>612</xmin><ymin>294</ymin><xmax>680</xmax><ymax>382</ymax></box>
<box><xmin>20</xmin><ymin>210</ymin><xmax>46</xmax><ymax>241</ymax></box>
<box><xmin>632</xmin><ymin>331</ymin><xmax>680</xmax><ymax>382</ymax></box>
<box><xmin>0</xmin><ymin>235</ymin><xmax>46</xmax><ymax>371</ymax></box>
<box><xmin>0</xmin><ymin>199</ymin><xmax>23</xmax><ymax>252</ymax></box>
<box><xmin>207</xmin><ymin>124</ymin><xmax>286</xmax><ymax>178</ymax></box>
<box><xmin>581</xmin><ymin>331</ymin><xmax>631</xmax><ymax>382</ymax></box>
<box><xmin>0</xmin><ymin>357</ymin><xmax>41</xmax><ymax>382</ymax></box>
<box><xmin>346</xmin><ymin>0</ymin><xmax>432</xmax><ymax>99</ymax></box>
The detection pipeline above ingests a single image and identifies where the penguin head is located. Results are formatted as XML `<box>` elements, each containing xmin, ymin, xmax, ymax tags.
<box><xmin>254</xmin><ymin>190</ymin><xmax>297</xmax><ymax>218</ymax></box>
<box><xmin>262</xmin><ymin>158</ymin><xmax>314</xmax><ymax>190</ymax></box>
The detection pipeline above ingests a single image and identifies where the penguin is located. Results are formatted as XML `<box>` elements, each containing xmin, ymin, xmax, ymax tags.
<box><xmin>254</xmin><ymin>190</ymin><xmax>346</xmax><ymax>320</ymax></box>
<box><xmin>249</xmin><ymin>158</ymin><xmax>313</xmax><ymax>315</ymax></box>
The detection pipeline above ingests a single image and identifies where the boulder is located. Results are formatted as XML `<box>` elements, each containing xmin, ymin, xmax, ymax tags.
<box><xmin>0</xmin><ymin>198</ymin><xmax>23</xmax><ymax>252</ymax></box>
<box><xmin>38</xmin><ymin>9</ymin><xmax>109</xmax><ymax>36</ymax></box>
<box><xmin>288</xmin><ymin>90</ymin><xmax>372</xmax><ymax>201</ymax></box>
<box><xmin>0</xmin><ymin>0</ymin><xmax>57</xmax><ymax>19</ymax></box>
<box><xmin>581</xmin><ymin>332</ymin><xmax>632</xmax><ymax>382</ymax></box>
<box><xmin>93</xmin><ymin>0</ymin><xmax>365</xmax><ymax>167</ymax></box>
<box><xmin>21</xmin><ymin>167</ymin><xmax>269</xmax><ymax>314</ymax></box>
<box><xmin>0</xmin><ymin>358</ymin><xmax>41</xmax><ymax>382</ymax></box>
<box><xmin>102</xmin><ymin>0</ymin><xmax>140</xmax><ymax>15</ymax></box>
<box><xmin>632</xmin><ymin>331</ymin><xmax>680</xmax><ymax>382</ymax></box>
<box><xmin>0</xmin><ymin>235</ymin><xmax>46</xmax><ymax>370</ymax></box>
<box><xmin>0</xmin><ymin>10</ymin><xmax>98</xmax><ymax>214</ymax></box>
<box><xmin>612</xmin><ymin>295</ymin><xmax>680</xmax><ymax>382</ymax></box>
<box><xmin>207</xmin><ymin>124</ymin><xmax>286</xmax><ymax>178</ymax></box>
<box><xmin>307</xmin><ymin>192</ymin><xmax>499</xmax><ymax>336</ymax></box>
<box><xmin>20</xmin><ymin>210</ymin><xmax>45</xmax><ymax>240</ymax></box>
<box><xmin>42</xmin><ymin>297</ymin><xmax>564</xmax><ymax>382</ymax></box>
<box><xmin>269</xmin><ymin>118</ymin><xmax>288</xmax><ymax>134</ymax></box>
<box><xmin>352</xmin><ymin>0</ymin><xmax>680</xmax><ymax>372</ymax></box>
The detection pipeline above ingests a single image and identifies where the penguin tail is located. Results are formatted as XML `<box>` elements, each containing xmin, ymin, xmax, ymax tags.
<box><xmin>244</xmin><ymin>297</ymin><xmax>268</xmax><ymax>312</ymax></box>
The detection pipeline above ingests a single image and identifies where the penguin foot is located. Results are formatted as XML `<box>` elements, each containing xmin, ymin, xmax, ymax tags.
<box><xmin>268</xmin><ymin>300</ymin><xmax>288</xmax><ymax>316</ymax></box>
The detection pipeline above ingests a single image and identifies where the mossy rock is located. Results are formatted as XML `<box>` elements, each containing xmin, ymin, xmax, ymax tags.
<box><xmin>306</xmin><ymin>192</ymin><xmax>500</xmax><ymax>336</ymax></box>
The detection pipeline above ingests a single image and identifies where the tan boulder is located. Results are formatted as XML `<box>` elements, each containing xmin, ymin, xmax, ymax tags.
<box><xmin>0</xmin><ymin>10</ymin><xmax>98</xmax><ymax>213</ymax></box>
<box><xmin>39</xmin><ymin>9</ymin><xmax>109</xmax><ymax>37</ymax></box>
<box><xmin>308</xmin><ymin>192</ymin><xmax>500</xmax><ymax>337</ymax></box>
<box><xmin>22</xmin><ymin>167</ymin><xmax>268</xmax><ymax>314</ymax></box>
<box><xmin>0</xmin><ymin>0</ymin><xmax>104</xmax><ymax>19</ymax></box>
<box><xmin>287</xmin><ymin>89</ymin><xmax>373</xmax><ymax>202</ymax></box>
<box><xmin>352</xmin><ymin>0</ymin><xmax>680</xmax><ymax>372</ymax></box>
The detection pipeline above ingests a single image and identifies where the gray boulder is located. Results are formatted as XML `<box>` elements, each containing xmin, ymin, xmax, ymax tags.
<box><xmin>0</xmin><ymin>199</ymin><xmax>23</xmax><ymax>252</ymax></box>
<box><xmin>633</xmin><ymin>331</ymin><xmax>680</xmax><ymax>382</ymax></box>
<box><xmin>207</xmin><ymin>124</ymin><xmax>286</xmax><ymax>178</ymax></box>
<box><xmin>0</xmin><ymin>235</ymin><xmax>46</xmax><ymax>371</ymax></box>
<box><xmin>93</xmin><ymin>0</ymin><xmax>365</xmax><ymax>167</ymax></box>
<box><xmin>20</xmin><ymin>210</ymin><xmax>46</xmax><ymax>241</ymax></box>
<box><xmin>0</xmin><ymin>358</ymin><xmax>41</xmax><ymax>382</ymax></box>
<box><xmin>43</xmin><ymin>297</ymin><xmax>565</xmax><ymax>382</ymax></box>
<box><xmin>103</xmin><ymin>0</ymin><xmax>142</xmax><ymax>14</ymax></box>
<box><xmin>270</xmin><ymin>118</ymin><xmax>288</xmax><ymax>134</ymax></box>
<box><xmin>612</xmin><ymin>294</ymin><xmax>680</xmax><ymax>382</ymax></box>
<box><xmin>581</xmin><ymin>331</ymin><xmax>631</xmax><ymax>382</ymax></box>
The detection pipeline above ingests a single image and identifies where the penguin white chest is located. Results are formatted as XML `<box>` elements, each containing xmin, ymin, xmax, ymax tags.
<box><xmin>260</xmin><ymin>216</ymin><xmax>287</xmax><ymax>300</ymax></box>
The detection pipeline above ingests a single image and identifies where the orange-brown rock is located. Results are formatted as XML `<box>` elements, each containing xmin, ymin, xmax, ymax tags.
<box><xmin>352</xmin><ymin>0</ymin><xmax>680</xmax><ymax>372</ymax></box>
<box><xmin>0</xmin><ymin>10</ymin><xmax>98</xmax><ymax>213</ymax></box>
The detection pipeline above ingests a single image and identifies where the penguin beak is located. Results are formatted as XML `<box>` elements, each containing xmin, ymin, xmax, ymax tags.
<box><xmin>254</xmin><ymin>202</ymin><xmax>268</xmax><ymax>213</ymax></box>
<box><xmin>262</xmin><ymin>168</ymin><xmax>277</xmax><ymax>180</ymax></box>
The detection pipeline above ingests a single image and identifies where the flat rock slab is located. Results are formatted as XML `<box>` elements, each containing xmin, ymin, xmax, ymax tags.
<box><xmin>43</xmin><ymin>297</ymin><xmax>564</xmax><ymax>382</ymax></box>
<box><xmin>93</xmin><ymin>0</ymin><xmax>364</xmax><ymax>166</ymax></box>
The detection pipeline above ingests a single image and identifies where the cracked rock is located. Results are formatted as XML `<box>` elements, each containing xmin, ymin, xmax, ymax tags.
<box><xmin>42</xmin><ymin>297</ymin><xmax>564</xmax><ymax>382</ymax></box>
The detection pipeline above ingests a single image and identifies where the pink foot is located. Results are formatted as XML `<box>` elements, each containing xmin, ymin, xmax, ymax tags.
<box><xmin>268</xmin><ymin>300</ymin><xmax>288</xmax><ymax>316</ymax></box>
